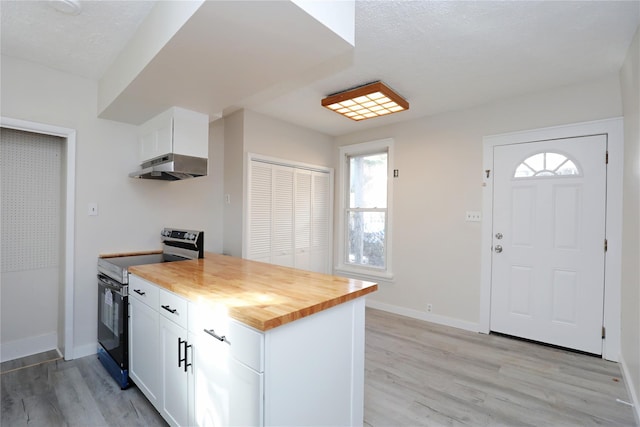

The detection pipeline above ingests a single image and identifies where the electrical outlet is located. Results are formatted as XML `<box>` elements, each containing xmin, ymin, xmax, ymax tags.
<box><xmin>427</xmin><ymin>304</ymin><xmax>432</xmax><ymax>313</ymax></box>
<box><xmin>465</xmin><ymin>211</ymin><xmax>481</xmax><ymax>222</ymax></box>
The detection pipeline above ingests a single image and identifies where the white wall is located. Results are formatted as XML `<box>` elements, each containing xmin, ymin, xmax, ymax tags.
<box><xmin>620</xmin><ymin>26</ymin><xmax>640</xmax><ymax>418</ymax></box>
<box><xmin>222</xmin><ymin>110</ymin><xmax>244</xmax><ymax>257</ymax></box>
<box><xmin>243</xmin><ymin>109</ymin><xmax>334</xmax><ymax>167</ymax></box>
<box><xmin>335</xmin><ymin>74</ymin><xmax>623</xmax><ymax>327</ymax></box>
<box><xmin>1</xmin><ymin>55</ymin><xmax>223</xmax><ymax>359</ymax></box>
<box><xmin>222</xmin><ymin>109</ymin><xmax>334</xmax><ymax>257</ymax></box>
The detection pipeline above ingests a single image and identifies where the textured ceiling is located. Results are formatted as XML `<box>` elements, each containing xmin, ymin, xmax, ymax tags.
<box><xmin>0</xmin><ymin>0</ymin><xmax>154</xmax><ymax>79</ymax></box>
<box><xmin>250</xmin><ymin>0</ymin><xmax>640</xmax><ymax>135</ymax></box>
<box><xmin>1</xmin><ymin>1</ymin><xmax>639</xmax><ymax>136</ymax></box>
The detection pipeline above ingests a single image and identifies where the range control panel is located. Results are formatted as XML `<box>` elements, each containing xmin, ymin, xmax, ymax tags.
<box><xmin>161</xmin><ymin>228</ymin><xmax>204</xmax><ymax>259</ymax></box>
<box><xmin>162</xmin><ymin>228</ymin><xmax>199</xmax><ymax>242</ymax></box>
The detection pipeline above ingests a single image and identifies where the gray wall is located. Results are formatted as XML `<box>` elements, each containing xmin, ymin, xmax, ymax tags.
<box><xmin>620</xmin><ymin>26</ymin><xmax>640</xmax><ymax>418</ymax></box>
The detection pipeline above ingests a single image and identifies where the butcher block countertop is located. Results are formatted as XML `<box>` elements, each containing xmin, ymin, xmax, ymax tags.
<box><xmin>128</xmin><ymin>252</ymin><xmax>378</xmax><ymax>332</ymax></box>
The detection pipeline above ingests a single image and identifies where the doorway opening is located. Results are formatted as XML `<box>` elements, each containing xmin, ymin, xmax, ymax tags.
<box><xmin>0</xmin><ymin>117</ymin><xmax>76</xmax><ymax>362</ymax></box>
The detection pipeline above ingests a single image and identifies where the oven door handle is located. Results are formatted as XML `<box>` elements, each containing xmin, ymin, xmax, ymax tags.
<box><xmin>98</xmin><ymin>276</ymin><xmax>126</xmax><ymax>296</ymax></box>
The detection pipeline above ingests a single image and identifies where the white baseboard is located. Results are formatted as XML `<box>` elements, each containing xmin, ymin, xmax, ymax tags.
<box><xmin>0</xmin><ymin>332</ymin><xmax>58</xmax><ymax>363</ymax></box>
<box><xmin>619</xmin><ymin>353</ymin><xmax>640</xmax><ymax>425</ymax></box>
<box><xmin>365</xmin><ymin>299</ymin><xmax>480</xmax><ymax>333</ymax></box>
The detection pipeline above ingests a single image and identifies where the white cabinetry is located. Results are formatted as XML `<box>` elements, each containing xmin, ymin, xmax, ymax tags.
<box><xmin>128</xmin><ymin>275</ymin><xmax>192</xmax><ymax>427</ymax></box>
<box><xmin>189</xmin><ymin>303</ymin><xmax>264</xmax><ymax>426</ymax></box>
<box><xmin>138</xmin><ymin>107</ymin><xmax>209</xmax><ymax>164</ymax></box>
<box><xmin>129</xmin><ymin>276</ymin><xmax>161</xmax><ymax>407</ymax></box>
<box><xmin>158</xmin><ymin>289</ymin><xmax>191</xmax><ymax>427</ymax></box>
<box><xmin>247</xmin><ymin>158</ymin><xmax>332</xmax><ymax>273</ymax></box>
<box><xmin>129</xmin><ymin>273</ymin><xmax>366</xmax><ymax>427</ymax></box>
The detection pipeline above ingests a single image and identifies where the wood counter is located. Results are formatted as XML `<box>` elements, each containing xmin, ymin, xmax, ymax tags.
<box><xmin>128</xmin><ymin>252</ymin><xmax>377</xmax><ymax>331</ymax></box>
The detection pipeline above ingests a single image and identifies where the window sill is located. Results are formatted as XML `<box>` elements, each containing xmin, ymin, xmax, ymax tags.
<box><xmin>333</xmin><ymin>267</ymin><xmax>394</xmax><ymax>285</ymax></box>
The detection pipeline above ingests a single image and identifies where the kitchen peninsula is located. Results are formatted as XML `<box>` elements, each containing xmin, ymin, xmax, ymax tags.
<box><xmin>128</xmin><ymin>252</ymin><xmax>377</xmax><ymax>427</ymax></box>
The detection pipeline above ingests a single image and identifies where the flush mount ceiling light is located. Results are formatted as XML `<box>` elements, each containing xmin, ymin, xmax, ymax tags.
<box><xmin>321</xmin><ymin>81</ymin><xmax>409</xmax><ymax>121</ymax></box>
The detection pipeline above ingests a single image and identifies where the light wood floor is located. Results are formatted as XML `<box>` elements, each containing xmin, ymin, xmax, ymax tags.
<box><xmin>1</xmin><ymin>309</ymin><xmax>636</xmax><ymax>426</ymax></box>
<box><xmin>364</xmin><ymin>308</ymin><xmax>637</xmax><ymax>426</ymax></box>
<box><xmin>1</xmin><ymin>350</ymin><xmax>167</xmax><ymax>426</ymax></box>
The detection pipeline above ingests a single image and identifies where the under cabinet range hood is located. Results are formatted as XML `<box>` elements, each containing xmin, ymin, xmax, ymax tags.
<box><xmin>129</xmin><ymin>107</ymin><xmax>209</xmax><ymax>181</ymax></box>
<box><xmin>129</xmin><ymin>153</ymin><xmax>207</xmax><ymax>181</ymax></box>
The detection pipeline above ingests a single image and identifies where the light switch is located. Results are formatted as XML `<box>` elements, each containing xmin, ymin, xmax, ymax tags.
<box><xmin>88</xmin><ymin>202</ymin><xmax>98</xmax><ymax>216</ymax></box>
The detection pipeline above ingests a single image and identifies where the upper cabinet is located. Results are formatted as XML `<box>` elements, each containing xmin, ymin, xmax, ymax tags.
<box><xmin>138</xmin><ymin>107</ymin><xmax>209</xmax><ymax>164</ymax></box>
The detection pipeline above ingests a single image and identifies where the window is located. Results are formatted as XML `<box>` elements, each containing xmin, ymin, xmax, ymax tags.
<box><xmin>337</xmin><ymin>139</ymin><xmax>393</xmax><ymax>281</ymax></box>
<box><xmin>514</xmin><ymin>152</ymin><xmax>580</xmax><ymax>178</ymax></box>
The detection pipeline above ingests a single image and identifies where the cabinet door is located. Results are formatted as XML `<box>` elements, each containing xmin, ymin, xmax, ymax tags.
<box><xmin>139</xmin><ymin>115</ymin><xmax>173</xmax><ymax>163</ymax></box>
<box><xmin>129</xmin><ymin>297</ymin><xmax>161</xmax><ymax>406</ymax></box>
<box><xmin>160</xmin><ymin>316</ymin><xmax>190</xmax><ymax>427</ymax></box>
<box><xmin>192</xmin><ymin>330</ymin><xmax>263</xmax><ymax>427</ymax></box>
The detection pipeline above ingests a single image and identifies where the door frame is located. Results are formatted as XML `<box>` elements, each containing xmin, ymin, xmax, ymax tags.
<box><xmin>1</xmin><ymin>116</ymin><xmax>76</xmax><ymax>361</ymax></box>
<box><xmin>480</xmin><ymin>117</ymin><xmax>624</xmax><ymax>361</ymax></box>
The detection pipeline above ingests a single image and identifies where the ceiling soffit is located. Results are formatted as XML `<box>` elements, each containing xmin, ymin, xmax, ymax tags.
<box><xmin>98</xmin><ymin>1</ymin><xmax>355</xmax><ymax>125</ymax></box>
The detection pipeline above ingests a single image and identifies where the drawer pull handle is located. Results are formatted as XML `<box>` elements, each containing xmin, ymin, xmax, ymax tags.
<box><xmin>161</xmin><ymin>305</ymin><xmax>177</xmax><ymax>314</ymax></box>
<box><xmin>133</xmin><ymin>289</ymin><xmax>146</xmax><ymax>296</ymax></box>
<box><xmin>204</xmin><ymin>329</ymin><xmax>230</xmax><ymax>345</ymax></box>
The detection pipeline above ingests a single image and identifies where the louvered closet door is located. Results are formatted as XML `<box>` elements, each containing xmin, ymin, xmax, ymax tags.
<box><xmin>247</xmin><ymin>159</ymin><xmax>331</xmax><ymax>274</ymax></box>
<box><xmin>295</xmin><ymin>169</ymin><xmax>312</xmax><ymax>271</ymax></box>
<box><xmin>311</xmin><ymin>172</ymin><xmax>330</xmax><ymax>274</ymax></box>
<box><xmin>248</xmin><ymin>163</ymin><xmax>273</xmax><ymax>263</ymax></box>
<box><xmin>272</xmin><ymin>165</ymin><xmax>295</xmax><ymax>267</ymax></box>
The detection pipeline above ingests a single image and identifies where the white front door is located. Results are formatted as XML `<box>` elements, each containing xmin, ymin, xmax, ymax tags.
<box><xmin>490</xmin><ymin>135</ymin><xmax>607</xmax><ymax>354</ymax></box>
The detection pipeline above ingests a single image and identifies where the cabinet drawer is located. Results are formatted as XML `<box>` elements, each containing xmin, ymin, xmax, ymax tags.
<box><xmin>129</xmin><ymin>274</ymin><xmax>159</xmax><ymax>308</ymax></box>
<box><xmin>189</xmin><ymin>302</ymin><xmax>264</xmax><ymax>372</ymax></box>
<box><xmin>158</xmin><ymin>289</ymin><xmax>188</xmax><ymax>329</ymax></box>
<box><xmin>228</xmin><ymin>321</ymin><xmax>264</xmax><ymax>373</ymax></box>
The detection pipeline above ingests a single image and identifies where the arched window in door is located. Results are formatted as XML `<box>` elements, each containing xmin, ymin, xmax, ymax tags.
<box><xmin>514</xmin><ymin>152</ymin><xmax>580</xmax><ymax>178</ymax></box>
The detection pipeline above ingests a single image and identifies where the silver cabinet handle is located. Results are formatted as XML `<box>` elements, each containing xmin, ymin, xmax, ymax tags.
<box><xmin>495</xmin><ymin>245</ymin><xmax>503</xmax><ymax>253</ymax></box>
<box><xmin>204</xmin><ymin>329</ymin><xmax>230</xmax><ymax>345</ymax></box>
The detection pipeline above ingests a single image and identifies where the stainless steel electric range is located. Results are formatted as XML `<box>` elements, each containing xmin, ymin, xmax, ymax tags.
<box><xmin>97</xmin><ymin>228</ymin><xmax>203</xmax><ymax>389</ymax></box>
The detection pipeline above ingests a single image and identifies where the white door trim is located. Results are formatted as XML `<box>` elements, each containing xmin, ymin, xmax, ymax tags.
<box><xmin>480</xmin><ymin>117</ymin><xmax>624</xmax><ymax>361</ymax></box>
<box><xmin>1</xmin><ymin>116</ymin><xmax>76</xmax><ymax>361</ymax></box>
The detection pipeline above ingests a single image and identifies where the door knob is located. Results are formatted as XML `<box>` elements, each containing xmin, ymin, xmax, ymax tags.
<box><xmin>494</xmin><ymin>245</ymin><xmax>503</xmax><ymax>253</ymax></box>
<box><xmin>495</xmin><ymin>232</ymin><xmax>503</xmax><ymax>240</ymax></box>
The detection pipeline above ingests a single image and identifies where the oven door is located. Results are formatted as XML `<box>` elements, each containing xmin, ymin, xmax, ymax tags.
<box><xmin>97</xmin><ymin>274</ymin><xmax>128</xmax><ymax>368</ymax></box>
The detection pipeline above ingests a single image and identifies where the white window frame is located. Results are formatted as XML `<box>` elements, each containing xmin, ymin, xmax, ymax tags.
<box><xmin>336</xmin><ymin>138</ymin><xmax>394</xmax><ymax>282</ymax></box>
